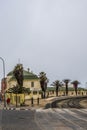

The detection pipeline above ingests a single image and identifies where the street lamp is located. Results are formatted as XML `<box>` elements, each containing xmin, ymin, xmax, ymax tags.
<box><xmin>0</xmin><ymin>57</ymin><xmax>6</xmax><ymax>107</ymax></box>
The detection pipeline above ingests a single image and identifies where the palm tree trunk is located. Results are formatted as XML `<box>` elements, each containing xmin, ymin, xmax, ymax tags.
<box><xmin>24</xmin><ymin>93</ymin><xmax>25</xmax><ymax>104</ymax></box>
<box><xmin>16</xmin><ymin>93</ymin><xmax>17</xmax><ymax>107</ymax></box>
<box><xmin>66</xmin><ymin>84</ymin><xmax>68</xmax><ymax>96</ymax></box>
<box><xmin>75</xmin><ymin>87</ymin><xmax>77</xmax><ymax>95</ymax></box>
<box><xmin>56</xmin><ymin>89</ymin><xmax>58</xmax><ymax>96</ymax></box>
<box><xmin>43</xmin><ymin>91</ymin><xmax>46</xmax><ymax>98</ymax></box>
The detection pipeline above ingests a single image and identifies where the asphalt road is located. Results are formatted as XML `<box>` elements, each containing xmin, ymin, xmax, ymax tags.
<box><xmin>0</xmin><ymin>108</ymin><xmax>87</xmax><ymax>130</ymax></box>
<box><xmin>1</xmin><ymin>110</ymin><xmax>41</xmax><ymax>130</ymax></box>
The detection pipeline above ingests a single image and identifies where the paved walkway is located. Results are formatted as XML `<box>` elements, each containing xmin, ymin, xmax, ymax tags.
<box><xmin>0</xmin><ymin>97</ymin><xmax>56</xmax><ymax>110</ymax></box>
<box><xmin>0</xmin><ymin>96</ymin><xmax>87</xmax><ymax>110</ymax></box>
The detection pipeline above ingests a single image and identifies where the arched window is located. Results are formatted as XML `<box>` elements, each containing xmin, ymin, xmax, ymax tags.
<box><xmin>31</xmin><ymin>82</ymin><xmax>34</xmax><ymax>87</ymax></box>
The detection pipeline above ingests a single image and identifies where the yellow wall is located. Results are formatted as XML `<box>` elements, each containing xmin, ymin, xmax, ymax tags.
<box><xmin>6</xmin><ymin>93</ymin><xmax>25</xmax><ymax>105</ymax></box>
<box><xmin>48</xmin><ymin>90</ymin><xmax>87</xmax><ymax>97</ymax></box>
<box><xmin>6</xmin><ymin>75</ymin><xmax>41</xmax><ymax>105</ymax></box>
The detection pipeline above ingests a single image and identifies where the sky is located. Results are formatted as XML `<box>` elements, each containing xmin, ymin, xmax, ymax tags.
<box><xmin>0</xmin><ymin>0</ymin><xmax>87</xmax><ymax>88</ymax></box>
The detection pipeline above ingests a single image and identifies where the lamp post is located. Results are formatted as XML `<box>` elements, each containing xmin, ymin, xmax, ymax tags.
<box><xmin>0</xmin><ymin>57</ymin><xmax>6</xmax><ymax>107</ymax></box>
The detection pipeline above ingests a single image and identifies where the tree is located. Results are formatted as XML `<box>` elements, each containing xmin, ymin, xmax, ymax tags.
<box><xmin>39</xmin><ymin>72</ymin><xmax>48</xmax><ymax>98</ymax></box>
<box><xmin>13</xmin><ymin>64</ymin><xmax>24</xmax><ymax>93</ymax></box>
<box><xmin>52</xmin><ymin>80</ymin><xmax>62</xmax><ymax>96</ymax></box>
<box><xmin>63</xmin><ymin>79</ymin><xmax>70</xmax><ymax>96</ymax></box>
<box><xmin>7</xmin><ymin>85</ymin><xmax>30</xmax><ymax>94</ymax></box>
<box><xmin>7</xmin><ymin>85</ymin><xmax>30</xmax><ymax>107</ymax></box>
<box><xmin>71</xmin><ymin>80</ymin><xmax>80</xmax><ymax>95</ymax></box>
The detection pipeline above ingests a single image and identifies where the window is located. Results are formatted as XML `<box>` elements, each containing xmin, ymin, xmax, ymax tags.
<box><xmin>31</xmin><ymin>82</ymin><xmax>34</xmax><ymax>87</ymax></box>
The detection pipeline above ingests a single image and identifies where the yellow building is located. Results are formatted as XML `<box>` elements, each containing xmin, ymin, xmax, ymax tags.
<box><xmin>6</xmin><ymin>69</ymin><xmax>40</xmax><ymax>91</ymax></box>
<box><xmin>6</xmin><ymin>69</ymin><xmax>41</xmax><ymax>105</ymax></box>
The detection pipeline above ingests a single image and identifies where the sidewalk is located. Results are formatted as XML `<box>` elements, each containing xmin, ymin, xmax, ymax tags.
<box><xmin>1</xmin><ymin>96</ymin><xmax>87</xmax><ymax>110</ymax></box>
<box><xmin>0</xmin><ymin>97</ymin><xmax>56</xmax><ymax>110</ymax></box>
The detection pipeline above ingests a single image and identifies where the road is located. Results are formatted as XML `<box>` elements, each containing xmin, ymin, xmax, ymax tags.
<box><xmin>1</xmin><ymin>110</ymin><xmax>41</xmax><ymax>130</ymax></box>
<box><xmin>0</xmin><ymin>108</ymin><xmax>87</xmax><ymax>130</ymax></box>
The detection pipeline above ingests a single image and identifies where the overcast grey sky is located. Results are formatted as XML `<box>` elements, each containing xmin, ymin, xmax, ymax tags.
<box><xmin>0</xmin><ymin>0</ymin><xmax>87</xmax><ymax>87</ymax></box>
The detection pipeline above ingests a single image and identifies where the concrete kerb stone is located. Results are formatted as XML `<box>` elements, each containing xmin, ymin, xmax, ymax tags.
<box><xmin>3</xmin><ymin>107</ymin><xmax>32</xmax><ymax>110</ymax></box>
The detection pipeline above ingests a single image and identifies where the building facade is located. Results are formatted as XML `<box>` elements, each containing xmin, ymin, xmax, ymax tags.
<box><xmin>3</xmin><ymin>69</ymin><xmax>41</xmax><ymax>104</ymax></box>
<box><xmin>6</xmin><ymin>69</ymin><xmax>41</xmax><ymax>91</ymax></box>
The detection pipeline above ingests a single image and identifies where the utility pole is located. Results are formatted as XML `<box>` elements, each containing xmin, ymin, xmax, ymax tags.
<box><xmin>0</xmin><ymin>57</ymin><xmax>6</xmax><ymax>107</ymax></box>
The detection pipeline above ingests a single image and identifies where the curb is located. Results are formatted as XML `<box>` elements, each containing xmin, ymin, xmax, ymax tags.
<box><xmin>3</xmin><ymin>107</ymin><xmax>32</xmax><ymax>110</ymax></box>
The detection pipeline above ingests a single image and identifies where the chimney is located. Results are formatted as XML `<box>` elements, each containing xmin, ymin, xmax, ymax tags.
<box><xmin>27</xmin><ymin>68</ymin><xmax>30</xmax><ymax>72</ymax></box>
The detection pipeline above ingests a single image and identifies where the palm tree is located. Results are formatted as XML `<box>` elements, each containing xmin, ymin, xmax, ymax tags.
<box><xmin>39</xmin><ymin>72</ymin><xmax>48</xmax><ymax>98</ymax></box>
<box><xmin>71</xmin><ymin>80</ymin><xmax>80</xmax><ymax>95</ymax></box>
<box><xmin>7</xmin><ymin>85</ymin><xmax>30</xmax><ymax>107</ymax></box>
<box><xmin>13</xmin><ymin>64</ymin><xmax>24</xmax><ymax>107</ymax></box>
<box><xmin>7</xmin><ymin>85</ymin><xmax>30</xmax><ymax>94</ymax></box>
<box><xmin>63</xmin><ymin>79</ymin><xmax>70</xmax><ymax>96</ymax></box>
<box><xmin>52</xmin><ymin>80</ymin><xmax>62</xmax><ymax>96</ymax></box>
<box><xmin>13</xmin><ymin>64</ymin><xmax>24</xmax><ymax>93</ymax></box>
